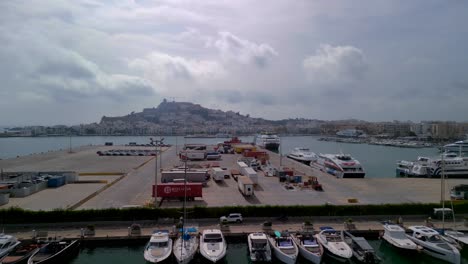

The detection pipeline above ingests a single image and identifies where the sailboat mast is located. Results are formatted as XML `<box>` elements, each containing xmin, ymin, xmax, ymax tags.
<box><xmin>442</xmin><ymin>152</ymin><xmax>446</xmax><ymax>229</ymax></box>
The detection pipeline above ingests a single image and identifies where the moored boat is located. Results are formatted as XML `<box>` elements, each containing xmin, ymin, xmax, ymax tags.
<box><xmin>343</xmin><ymin>231</ymin><xmax>381</xmax><ymax>263</ymax></box>
<box><xmin>173</xmin><ymin>227</ymin><xmax>198</xmax><ymax>264</ymax></box>
<box><xmin>1</xmin><ymin>243</ymin><xmax>42</xmax><ymax>264</ymax></box>
<box><xmin>143</xmin><ymin>230</ymin><xmax>173</xmax><ymax>263</ymax></box>
<box><xmin>0</xmin><ymin>234</ymin><xmax>21</xmax><ymax>260</ymax></box>
<box><xmin>267</xmin><ymin>230</ymin><xmax>298</xmax><ymax>264</ymax></box>
<box><xmin>444</xmin><ymin>230</ymin><xmax>468</xmax><ymax>247</ymax></box>
<box><xmin>27</xmin><ymin>240</ymin><xmax>80</xmax><ymax>264</ymax></box>
<box><xmin>407</xmin><ymin>226</ymin><xmax>460</xmax><ymax>264</ymax></box>
<box><xmin>312</xmin><ymin>154</ymin><xmax>365</xmax><ymax>178</ymax></box>
<box><xmin>287</xmin><ymin>148</ymin><xmax>318</xmax><ymax>165</ymax></box>
<box><xmin>381</xmin><ymin>223</ymin><xmax>420</xmax><ymax>253</ymax></box>
<box><xmin>291</xmin><ymin>232</ymin><xmax>322</xmax><ymax>264</ymax></box>
<box><xmin>199</xmin><ymin>229</ymin><xmax>226</xmax><ymax>263</ymax></box>
<box><xmin>247</xmin><ymin>232</ymin><xmax>272</xmax><ymax>262</ymax></box>
<box><xmin>396</xmin><ymin>153</ymin><xmax>468</xmax><ymax>178</ymax></box>
<box><xmin>315</xmin><ymin>227</ymin><xmax>352</xmax><ymax>262</ymax></box>
<box><xmin>255</xmin><ymin>133</ymin><xmax>280</xmax><ymax>151</ymax></box>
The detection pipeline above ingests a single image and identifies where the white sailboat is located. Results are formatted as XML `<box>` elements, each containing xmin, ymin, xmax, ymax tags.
<box><xmin>173</xmin><ymin>161</ymin><xmax>199</xmax><ymax>264</ymax></box>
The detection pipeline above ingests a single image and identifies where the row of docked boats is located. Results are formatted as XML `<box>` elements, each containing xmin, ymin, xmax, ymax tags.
<box><xmin>0</xmin><ymin>234</ymin><xmax>80</xmax><ymax>264</ymax></box>
<box><xmin>287</xmin><ymin>147</ymin><xmax>366</xmax><ymax>178</ymax></box>
<box><xmin>381</xmin><ymin>223</ymin><xmax>463</xmax><ymax>263</ymax></box>
<box><xmin>142</xmin><ymin>226</ymin><xmax>382</xmax><ymax>264</ymax></box>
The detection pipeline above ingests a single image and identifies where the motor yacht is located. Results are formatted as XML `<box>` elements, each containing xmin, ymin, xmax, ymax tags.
<box><xmin>199</xmin><ymin>229</ymin><xmax>227</xmax><ymax>263</ymax></box>
<box><xmin>312</xmin><ymin>154</ymin><xmax>365</xmax><ymax>178</ymax></box>
<box><xmin>287</xmin><ymin>148</ymin><xmax>318</xmax><ymax>165</ymax></box>
<box><xmin>291</xmin><ymin>232</ymin><xmax>322</xmax><ymax>264</ymax></box>
<box><xmin>407</xmin><ymin>226</ymin><xmax>460</xmax><ymax>264</ymax></box>
<box><xmin>315</xmin><ymin>228</ymin><xmax>352</xmax><ymax>262</ymax></box>
<box><xmin>144</xmin><ymin>230</ymin><xmax>173</xmax><ymax>263</ymax></box>
<box><xmin>343</xmin><ymin>231</ymin><xmax>381</xmax><ymax>263</ymax></box>
<box><xmin>173</xmin><ymin>227</ymin><xmax>199</xmax><ymax>264</ymax></box>
<box><xmin>267</xmin><ymin>231</ymin><xmax>298</xmax><ymax>264</ymax></box>
<box><xmin>444</xmin><ymin>230</ymin><xmax>468</xmax><ymax>247</ymax></box>
<box><xmin>0</xmin><ymin>234</ymin><xmax>21</xmax><ymax>259</ymax></box>
<box><xmin>247</xmin><ymin>232</ymin><xmax>272</xmax><ymax>262</ymax></box>
<box><xmin>255</xmin><ymin>133</ymin><xmax>280</xmax><ymax>151</ymax></box>
<box><xmin>381</xmin><ymin>224</ymin><xmax>420</xmax><ymax>252</ymax></box>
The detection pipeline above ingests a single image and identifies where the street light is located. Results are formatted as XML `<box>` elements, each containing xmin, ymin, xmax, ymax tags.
<box><xmin>151</xmin><ymin>137</ymin><xmax>164</xmax><ymax>206</ymax></box>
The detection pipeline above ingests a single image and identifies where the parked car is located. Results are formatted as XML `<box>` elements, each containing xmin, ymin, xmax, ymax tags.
<box><xmin>220</xmin><ymin>213</ymin><xmax>243</xmax><ymax>223</ymax></box>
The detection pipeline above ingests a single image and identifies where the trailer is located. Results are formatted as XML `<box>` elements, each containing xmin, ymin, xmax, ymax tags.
<box><xmin>238</xmin><ymin>176</ymin><xmax>254</xmax><ymax>196</ymax></box>
<box><xmin>237</xmin><ymin>161</ymin><xmax>248</xmax><ymax>172</ymax></box>
<box><xmin>161</xmin><ymin>170</ymin><xmax>209</xmax><ymax>185</ymax></box>
<box><xmin>242</xmin><ymin>167</ymin><xmax>258</xmax><ymax>185</ymax></box>
<box><xmin>233</xmin><ymin>144</ymin><xmax>256</xmax><ymax>154</ymax></box>
<box><xmin>212</xmin><ymin>168</ymin><xmax>226</xmax><ymax>182</ymax></box>
<box><xmin>153</xmin><ymin>183</ymin><xmax>203</xmax><ymax>201</ymax></box>
<box><xmin>179</xmin><ymin>151</ymin><xmax>206</xmax><ymax>161</ymax></box>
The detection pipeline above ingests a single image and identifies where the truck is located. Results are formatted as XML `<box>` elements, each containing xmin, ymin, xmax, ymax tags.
<box><xmin>161</xmin><ymin>170</ymin><xmax>209</xmax><ymax>185</ymax></box>
<box><xmin>238</xmin><ymin>176</ymin><xmax>254</xmax><ymax>196</ymax></box>
<box><xmin>242</xmin><ymin>167</ymin><xmax>258</xmax><ymax>185</ymax></box>
<box><xmin>212</xmin><ymin>167</ymin><xmax>226</xmax><ymax>182</ymax></box>
<box><xmin>153</xmin><ymin>183</ymin><xmax>203</xmax><ymax>201</ymax></box>
<box><xmin>179</xmin><ymin>150</ymin><xmax>206</xmax><ymax>161</ymax></box>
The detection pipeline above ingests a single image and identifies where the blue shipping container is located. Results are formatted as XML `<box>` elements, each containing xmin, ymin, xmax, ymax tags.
<box><xmin>48</xmin><ymin>176</ymin><xmax>66</xmax><ymax>188</ymax></box>
<box><xmin>294</xmin><ymin>175</ymin><xmax>302</xmax><ymax>183</ymax></box>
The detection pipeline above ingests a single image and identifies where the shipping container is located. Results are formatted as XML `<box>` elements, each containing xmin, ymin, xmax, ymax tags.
<box><xmin>238</xmin><ymin>176</ymin><xmax>254</xmax><ymax>196</ymax></box>
<box><xmin>161</xmin><ymin>170</ymin><xmax>208</xmax><ymax>185</ymax></box>
<box><xmin>242</xmin><ymin>167</ymin><xmax>258</xmax><ymax>185</ymax></box>
<box><xmin>212</xmin><ymin>168</ymin><xmax>226</xmax><ymax>181</ymax></box>
<box><xmin>47</xmin><ymin>176</ymin><xmax>66</xmax><ymax>188</ymax></box>
<box><xmin>233</xmin><ymin>144</ymin><xmax>256</xmax><ymax>154</ymax></box>
<box><xmin>153</xmin><ymin>183</ymin><xmax>203</xmax><ymax>200</ymax></box>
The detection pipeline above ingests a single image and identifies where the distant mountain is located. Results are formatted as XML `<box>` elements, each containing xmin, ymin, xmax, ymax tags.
<box><xmin>97</xmin><ymin>99</ymin><xmax>323</xmax><ymax>135</ymax></box>
<box><xmin>101</xmin><ymin>99</ymin><xmax>273</xmax><ymax>126</ymax></box>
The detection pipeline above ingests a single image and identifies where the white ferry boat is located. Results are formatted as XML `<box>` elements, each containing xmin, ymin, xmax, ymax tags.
<box><xmin>255</xmin><ymin>133</ymin><xmax>280</xmax><ymax>151</ymax></box>
<box><xmin>312</xmin><ymin>154</ymin><xmax>365</xmax><ymax>178</ymax></box>
<box><xmin>287</xmin><ymin>147</ymin><xmax>318</xmax><ymax>164</ymax></box>
<box><xmin>443</xmin><ymin>139</ymin><xmax>468</xmax><ymax>153</ymax></box>
<box><xmin>396</xmin><ymin>153</ymin><xmax>468</xmax><ymax>178</ymax></box>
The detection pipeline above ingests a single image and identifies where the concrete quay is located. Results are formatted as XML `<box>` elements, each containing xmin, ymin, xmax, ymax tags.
<box><xmin>5</xmin><ymin>216</ymin><xmax>467</xmax><ymax>244</ymax></box>
<box><xmin>0</xmin><ymin>144</ymin><xmax>467</xmax><ymax>210</ymax></box>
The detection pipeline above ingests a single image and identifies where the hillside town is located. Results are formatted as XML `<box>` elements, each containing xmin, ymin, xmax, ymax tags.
<box><xmin>2</xmin><ymin>100</ymin><xmax>468</xmax><ymax>141</ymax></box>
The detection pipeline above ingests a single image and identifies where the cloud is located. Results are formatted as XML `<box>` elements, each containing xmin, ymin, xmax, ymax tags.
<box><xmin>209</xmin><ymin>31</ymin><xmax>278</xmax><ymax>67</ymax></box>
<box><xmin>129</xmin><ymin>52</ymin><xmax>225</xmax><ymax>86</ymax></box>
<box><xmin>30</xmin><ymin>48</ymin><xmax>154</xmax><ymax>100</ymax></box>
<box><xmin>303</xmin><ymin>44</ymin><xmax>367</xmax><ymax>85</ymax></box>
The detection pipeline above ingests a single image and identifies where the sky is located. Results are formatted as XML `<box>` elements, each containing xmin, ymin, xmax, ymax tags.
<box><xmin>1</xmin><ymin>0</ymin><xmax>468</xmax><ymax>126</ymax></box>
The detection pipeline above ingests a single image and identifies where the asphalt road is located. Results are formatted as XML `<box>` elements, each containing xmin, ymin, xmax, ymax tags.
<box><xmin>78</xmin><ymin>146</ymin><xmax>179</xmax><ymax>209</ymax></box>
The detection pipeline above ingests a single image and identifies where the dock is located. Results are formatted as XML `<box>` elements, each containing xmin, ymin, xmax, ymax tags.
<box><xmin>0</xmin><ymin>144</ymin><xmax>467</xmax><ymax>210</ymax></box>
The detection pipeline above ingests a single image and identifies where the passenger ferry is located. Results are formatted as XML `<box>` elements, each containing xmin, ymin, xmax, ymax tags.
<box><xmin>287</xmin><ymin>147</ymin><xmax>318</xmax><ymax>164</ymax></box>
<box><xmin>396</xmin><ymin>153</ymin><xmax>468</xmax><ymax>178</ymax></box>
<box><xmin>254</xmin><ymin>132</ymin><xmax>280</xmax><ymax>151</ymax></box>
<box><xmin>443</xmin><ymin>139</ymin><xmax>468</xmax><ymax>153</ymax></box>
<box><xmin>312</xmin><ymin>154</ymin><xmax>366</xmax><ymax>178</ymax></box>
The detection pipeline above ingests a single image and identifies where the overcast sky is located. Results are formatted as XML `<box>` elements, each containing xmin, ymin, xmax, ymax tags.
<box><xmin>1</xmin><ymin>0</ymin><xmax>468</xmax><ymax>126</ymax></box>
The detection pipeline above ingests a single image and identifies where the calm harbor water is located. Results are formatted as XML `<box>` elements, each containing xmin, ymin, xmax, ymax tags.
<box><xmin>69</xmin><ymin>240</ymin><xmax>468</xmax><ymax>264</ymax></box>
<box><xmin>0</xmin><ymin>135</ymin><xmax>438</xmax><ymax>178</ymax></box>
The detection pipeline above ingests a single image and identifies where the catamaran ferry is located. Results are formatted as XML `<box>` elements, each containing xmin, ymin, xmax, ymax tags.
<box><xmin>396</xmin><ymin>153</ymin><xmax>468</xmax><ymax>178</ymax></box>
<box><xmin>311</xmin><ymin>153</ymin><xmax>366</xmax><ymax>178</ymax></box>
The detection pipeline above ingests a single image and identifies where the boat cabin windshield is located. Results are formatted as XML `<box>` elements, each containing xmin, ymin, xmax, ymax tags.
<box><xmin>251</xmin><ymin>239</ymin><xmax>267</xmax><ymax>249</ymax></box>
<box><xmin>336</xmin><ymin>155</ymin><xmax>352</xmax><ymax>161</ymax></box>
<box><xmin>204</xmin><ymin>234</ymin><xmax>222</xmax><ymax>243</ymax></box>
<box><xmin>325</xmin><ymin>232</ymin><xmax>342</xmax><ymax>242</ymax></box>
<box><xmin>149</xmin><ymin>241</ymin><xmax>168</xmax><ymax>247</ymax></box>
